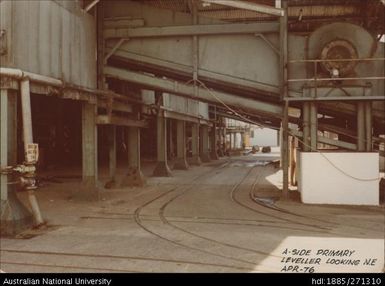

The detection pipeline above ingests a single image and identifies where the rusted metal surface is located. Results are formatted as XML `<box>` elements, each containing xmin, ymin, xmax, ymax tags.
<box><xmin>320</xmin><ymin>39</ymin><xmax>358</xmax><ymax>76</ymax></box>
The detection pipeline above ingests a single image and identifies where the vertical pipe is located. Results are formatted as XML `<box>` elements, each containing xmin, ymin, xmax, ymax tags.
<box><xmin>365</xmin><ymin>102</ymin><xmax>372</xmax><ymax>152</ymax></box>
<box><xmin>310</xmin><ymin>102</ymin><xmax>318</xmax><ymax>151</ymax></box>
<box><xmin>0</xmin><ymin>90</ymin><xmax>9</xmax><ymax>201</ymax></box>
<box><xmin>302</xmin><ymin>102</ymin><xmax>310</xmax><ymax>151</ymax></box>
<box><xmin>357</xmin><ymin>102</ymin><xmax>365</xmax><ymax>151</ymax></box>
<box><xmin>20</xmin><ymin>79</ymin><xmax>44</xmax><ymax>225</ymax></box>
<box><xmin>280</xmin><ymin>0</ymin><xmax>289</xmax><ymax>197</ymax></box>
<box><xmin>289</xmin><ymin>136</ymin><xmax>296</xmax><ymax>186</ymax></box>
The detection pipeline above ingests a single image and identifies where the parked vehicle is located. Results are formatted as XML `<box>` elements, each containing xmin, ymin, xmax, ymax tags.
<box><xmin>261</xmin><ymin>146</ymin><xmax>271</xmax><ymax>153</ymax></box>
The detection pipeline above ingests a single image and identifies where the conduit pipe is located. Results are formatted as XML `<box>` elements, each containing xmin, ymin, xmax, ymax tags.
<box><xmin>20</xmin><ymin>79</ymin><xmax>44</xmax><ymax>226</ymax></box>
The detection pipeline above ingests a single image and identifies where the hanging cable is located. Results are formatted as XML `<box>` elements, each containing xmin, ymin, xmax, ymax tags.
<box><xmin>189</xmin><ymin>78</ymin><xmax>382</xmax><ymax>182</ymax></box>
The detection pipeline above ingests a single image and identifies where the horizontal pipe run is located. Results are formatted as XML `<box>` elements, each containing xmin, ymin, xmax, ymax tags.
<box><xmin>203</xmin><ymin>0</ymin><xmax>285</xmax><ymax>16</ymax></box>
<box><xmin>289</xmin><ymin>57</ymin><xmax>385</xmax><ymax>63</ymax></box>
<box><xmin>288</xmin><ymin>76</ymin><xmax>385</xmax><ymax>82</ymax></box>
<box><xmin>0</xmin><ymin>68</ymin><xmax>63</xmax><ymax>86</ymax></box>
<box><xmin>284</xmin><ymin>96</ymin><xmax>385</xmax><ymax>101</ymax></box>
<box><xmin>104</xmin><ymin>22</ymin><xmax>279</xmax><ymax>39</ymax></box>
<box><xmin>0</xmin><ymin>68</ymin><xmax>144</xmax><ymax>105</ymax></box>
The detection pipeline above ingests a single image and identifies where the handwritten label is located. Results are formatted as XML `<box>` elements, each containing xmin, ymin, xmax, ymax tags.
<box><xmin>258</xmin><ymin>237</ymin><xmax>384</xmax><ymax>273</ymax></box>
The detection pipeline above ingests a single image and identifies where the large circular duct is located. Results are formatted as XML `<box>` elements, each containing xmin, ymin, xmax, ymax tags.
<box><xmin>307</xmin><ymin>23</ymin><xmax>377</xmax><ymax>76</ymax></box>
<box><xmin>320</xmin><ymin>39</ymin><xmax>358</xmax><ymax>76</ymax></box>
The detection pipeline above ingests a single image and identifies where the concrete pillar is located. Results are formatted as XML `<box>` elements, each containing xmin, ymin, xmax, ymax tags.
<box><xmin>241</xmin><ymin>132</ymin><xmax>247</xmax><ymax>149</ymax></box>
<box><xmin>79</xmin><ymin>102</ymin><xmax>98</xmax><ymax>196</ymax></box>
<box><xmin>210</xmin><ymin>123</ymin><xmax>219</xmax><ymax>160</ymax></box>
<box><xmin>1</xmin><ymin>89</ymin><xmax>33</xmax><ymax>236</ymax></box>
<box><xmin>121</xmin><ymin>127</ymin><xmax>146</xmax><ymax>187</ymax></box>
<box><xmin>174</xmin><ymin>120</ymin><xmax>189</xmax><ymax>170</ymax></box>
<box><xmin>168</xmin><ymin>119</ymin><xmax>175</xmax><ymax>160</ymax></box>
<box><xmin>302</xmin><ymin>102</ymin><xmax>311</xmax><ymax>152</ymax></box>
<box><xmin>188</xmin><ymin>123</ymin><xmax>201</xmax><ymax>165</ymax></box>
<box><xmin>357</xmin><ymin>102</ymin><xmax>365</xmax><ymax>152</ymax></box>
<box><xmin>153</xmin><ymin>114</ymin><xmax>172</xmax><ymax>176</ymax></box>
<box><xmin>105</xmin><ymin>126</ymin><xmax>117</xmax><ymax>188</ymax></box>
<box><xmin>310</xmin><ymin>102</ymin><xmax>318</xmax><ymax>151</ymax></box>
<box><xmin>365</xmin><ymin>102</ymin><xmax>372</xmax><ymax>152</ymax></box>
<box><xmin>218</xmin><ymin>126</ymin><xmax>225</xmax><ymax>157</ymax></box>
<box><xmin>200</xmin><ymin>125</ymin><xmax>211</xmax><ymax>162</ymax></box>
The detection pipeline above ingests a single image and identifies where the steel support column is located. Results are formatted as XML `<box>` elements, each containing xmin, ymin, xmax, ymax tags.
<box><xmin>280</xmin><ymin>0</ymin><xmax>289</xmax><ymax>197</ymax></box>
<box><xmin>282</xmin><ymin>102</ymin><xmax>289</xmax><ymax>197</ymax></box>
<box><xmin>357</xmin><ymin>102</ymin><xmax>365</xmax><ymax>151</ymax></box>
<box><xmin>105</xmin><ymin>126</ymin><xmax>117</xmax><ymax>188</ymax></box>
<box><xmin>302</xmin><ymin>102</ymin><xmax>311</xmax><ymax>151</ymax></box>
<box><xmin>218</xmin><ymin>123</ymin><xmax>225</xmax><ymax>157</ymax></box>
<box><xmin>365</xmin><ymin>102</ymin><xmax>372</xmax><ymax>152</ymax></box>
<box><xmin>174</xmin><ymin>121</ymin><xmax>189</xmax><ymax>170</ymax></box>
<box><xmin>153</xmin><ymin>114</ymin><xmax>172</xmax><ymax>176</ymax></box>
<box><xmin>210</xmin><ymin>124</ymin><xmax>219</xmax><ymax>160</ymax></box>
<box><xmin>200</xmin><ymin>125</ymin><xmax>211</xmax><ymax>162</ymax></box>
<box><xmin>310</xmin><ymin>102</ymin><xmax>318</xmax><ymax>151</ymax></box>
<box><xmin>169</xmin><ymin>119</ymin><xmax>175</xmax><ymax>159</ymax></box>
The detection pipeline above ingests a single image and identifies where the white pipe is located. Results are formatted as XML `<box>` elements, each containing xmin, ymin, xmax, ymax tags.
<box><xmin>0</xmin><ymin>67</ymin><xmax>63</xmax><ymax>87</ymax></box>
<box><xmin>85</xmin><ymin>0</ymin><xmax>100</xmax><ymax>12</ymax></box>
<box><xmin>203</xmin><ymin>0</ymin><xmax>285</xmax><ymax>17</ymax></box>
<box><xmin>20</xmin><ymin>79</ymin><xmax>44</xmax><ymax>226</ymax></box>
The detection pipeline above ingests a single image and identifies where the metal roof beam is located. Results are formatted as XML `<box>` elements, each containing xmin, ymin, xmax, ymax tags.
<box><xmin>203</xmin><ymin>0</ymin><xmax>285</xmax><ymax>17</ymax></box>
<box><xmin>104</xmin><ymin>22</ymin><xmax>279</xmax><ymax>39</ymax></box>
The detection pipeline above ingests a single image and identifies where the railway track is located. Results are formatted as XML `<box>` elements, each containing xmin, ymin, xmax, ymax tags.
<box><xmin>0</xmin><ymin>248</ymin><xmax>250</xmax><ymax>272</ymax></box>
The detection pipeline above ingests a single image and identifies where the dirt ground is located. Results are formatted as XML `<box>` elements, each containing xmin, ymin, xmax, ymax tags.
<box><xmin>1</xmin><ymin>151</ymin><xmax>384</xmax><ymax>273</ymax></box>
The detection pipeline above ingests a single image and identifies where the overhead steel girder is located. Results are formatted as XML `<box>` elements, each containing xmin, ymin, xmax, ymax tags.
<box><xmin>106</xmin><ymin>48</ymin><xmax>282</xmax><ymax>96</ymax></box>
<box><xmin>104</xmin><ymin>22</ymin><xmax>279</xmax><ymax>39</ymax></box>
<box><xmin>203</xmin><ymin>0</ymin><xmax>285</xmax><ymax>17</ymax></box>
<box><xmin>104</xmin><ymin>66</ymin><xmax>283</xmax><ymax>118</ymax></box>
<box><xmin>290</xmin><ymin>130</ymin><xmax>357</xmax><ymax>151</ymax></box>
<box><xmin>97</xmin><ymin>115</ymin><xmax>148</xmax><ymax>128</ymax></box>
